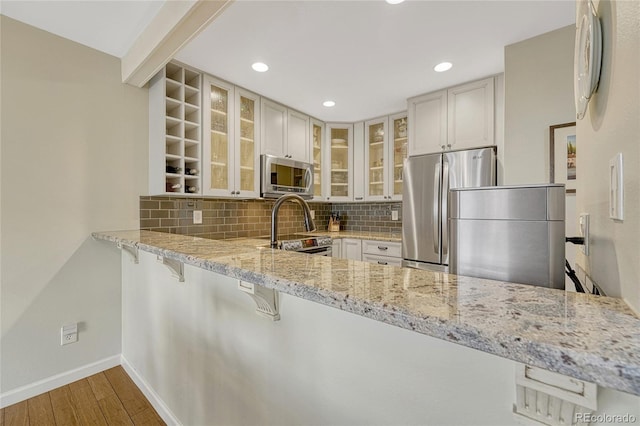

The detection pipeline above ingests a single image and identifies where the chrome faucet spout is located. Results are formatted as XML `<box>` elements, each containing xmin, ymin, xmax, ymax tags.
<box><xmin>270</xmin><ymin>194</ymin><xmax>316</xmax><ymax>248</ymax></box>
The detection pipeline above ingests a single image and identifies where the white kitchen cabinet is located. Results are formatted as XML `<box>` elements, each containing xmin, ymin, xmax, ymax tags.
<box><xmin>408</xmin><ymin>76</ymin><xmax>496</xmax><ymax>155</ymax></box>
<box><xmin>342</xmin><ymin>238</ymin><xmax>362</xmax><ymax>261</ymax></box>
<box><xmin>261</xmin><ymin>99</ymin><xmax>310</xmax><ymax>162</ymax></box>
<box><xmin>388</xmin><ymin>112</ymin><xmax>408</xmax><ymax>200</ymax></box>
<box><xmin>363</xmin><ymin>116</ymin><xmax>389</xmax><ymax>201</ymax></box>
<box><xmin>362</xmin><ymin>254</ymin><xmax>402</xmax><ymax>267</ymax></box>
<box><xmin>447</xmin><ymin>77</ymin><xmax>494</xmax><ymax>150</ymax></box>
<box><xmin>202</xmin><ymin>77</ymin><xmax>261</xmax><ymax>198</ymax></box>
<box><xmin>362</xmin><ymin>240</ymin><xmax>402</xmax><ymax>266</ymax></box>
<box><xmin>261</xmin><ymin>98</ymin><xmax>287</xmax><ymax>158</ymax></box>
<box><xmin>331</xmin><ymin>238</ymin><xmax>342</xmax><ymax>258</ymax></box>
<box><xmin>325</xmin><ymin>123</ymin><xmax>354</xmax><ymax>202</ymax></box>
<box><xmin>149</xmin><ymin>62</ymin><xmax>203</xmax><ymax>195</ymax></box>
<box><xmin>407</xmin><ymin>90</ymin><xmax>447</xmax><ymax>156</ymax></box>
<box><xmin>310</xmin><ymin>118</ymin><xmax>325</xmax><ymax>201</ymax></box>
<box><xmin>287</xmin><ymin>109</ymin><xmax>310</xmax><ymax>162</ymax></box>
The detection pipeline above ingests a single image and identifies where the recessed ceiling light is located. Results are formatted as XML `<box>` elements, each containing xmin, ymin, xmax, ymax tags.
<box><xmin>323</xmin><ymin>100</ymin><xmax>336</xmax><ymax>107</ymax></box>
<box><xmin>385</xmin><ymin>0</ymin><xmax>405</xmax><ymax>4</ymax></box>
<box><xmin>251</xmin><ymin>62</ymin><xmax>269</xmax><ymax>72</ymax></box>
<box><xmin>434</xmin><ymin>62</ymin><xmax>453</xmax><ymax>72</ymax></box>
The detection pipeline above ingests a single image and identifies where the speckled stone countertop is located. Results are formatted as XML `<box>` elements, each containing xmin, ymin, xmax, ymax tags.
<box><xmin>303</xmin><ymin>230</ymin><xmax>402</xmax><ymax>242</ymax></box>
<box><xmin>92</xmin><ymin>230</ymin><xmax>640</xmax><ymax>396</ymax></box>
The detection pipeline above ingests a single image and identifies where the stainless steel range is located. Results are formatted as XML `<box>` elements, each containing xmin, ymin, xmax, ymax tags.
<box><xmin>271</xmin><ymin>234</ymin><xmax>333</xmax><ymax>256</ymax></box>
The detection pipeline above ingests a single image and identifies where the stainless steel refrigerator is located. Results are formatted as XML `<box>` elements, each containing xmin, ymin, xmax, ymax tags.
<box><xmin>402</xmin><ymin>146</ymin><xmax>497</xmax><ymax>270</ymax></box>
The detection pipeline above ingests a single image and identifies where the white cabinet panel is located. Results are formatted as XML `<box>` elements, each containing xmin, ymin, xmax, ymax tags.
<box><xmin>342</xmin><ymin>238</ymin><xmax>362</xmax><ymax>261</ymax></box>
<box><xmin>362</xmin><ymin>240</ymin><xmax>402</xmax><ymax>258</ymax></box>
<box><xmin>447</xmin><ymin>77</ymin><xmax>495</xmax><ymax>150</ymax></box>
<box><xmin>261</xmin><ymin>99</ymin><xmax>311</xmax><ymax>163</ymax></box>
<box><xmin>331</xmin><ymin>239</ymin><xmax>342</xmax><ymax>259</ymax></box>
<box><xmin>408</xmin><ymin>90</ymin><xmax>447</xmax><ymax>156</ymax></box>
<box><xmin>287</xmin><ymin>110</ymin><xmax>310</xmax><ymax>162</ymax></box>
<box><xmin>362</xmin><ymin>254</ymin><xmax>402</xmax><ymax>267</ymax></box>
<box><xmin>261</xmin><ymin>99</ymin><xmax>287</xmax><ymax>157</ymax></box>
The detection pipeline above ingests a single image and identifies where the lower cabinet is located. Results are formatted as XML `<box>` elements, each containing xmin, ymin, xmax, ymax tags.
<box><xmin>362</xmin><ymin>239</ymin><xmax>402</xmax><ymax>266</ymax></box>
<box><xmin>362</xmin><ymin>253</ymin><xmax>402</xmax><ymax>267</ymax></box>
<box><xmin>331</xmin><ymin>239</ymin><xmax>342</xmax><ymax>259</ymax></box>
<box><xmin>342</xmin><ymin>238</ymin><xmax>362</xmax><ymax>261</ymax></box>
<box><xmin>333</xmin><ymin>238</ymin><xmax>402</xmax><ymax>266</ymax></box>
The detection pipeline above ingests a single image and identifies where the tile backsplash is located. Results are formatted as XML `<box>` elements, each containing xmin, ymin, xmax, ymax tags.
<box><xmin>140</xmin><ymin>197</ymin><xmax>403</xmax><ymax>238</ymax></box>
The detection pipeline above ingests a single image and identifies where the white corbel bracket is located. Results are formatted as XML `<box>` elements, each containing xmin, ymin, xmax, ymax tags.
<box><xmin>117</xmin><ymin>241</ymin><xmax>139</xmax><ymax>264</ymax></box>
<box><xmin>238</xmin><ymin>281</ymin><xmax>280</xmax><ymax>321</ymax></box>
<box><xmin>157</xmin><ymin>255</ymin><xmax>185</xmax><ymax>282</ymax></box>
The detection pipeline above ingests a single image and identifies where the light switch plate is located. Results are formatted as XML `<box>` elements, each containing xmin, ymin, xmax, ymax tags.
<box><xmin>579</xmin><ymin>213</ymin><xmax>590</xmax><ymax>255</ymax></box>
<box><xmin>609</xmin><ymin>153</ymin><xmax>624</xmax><ymax>220</ymax></box>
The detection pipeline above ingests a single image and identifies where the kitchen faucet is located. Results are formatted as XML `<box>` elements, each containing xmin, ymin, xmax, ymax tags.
<box><xmin>270</xmin><ymin>194</ymin><xmax>316</xmax><ymax>248</ymax></box>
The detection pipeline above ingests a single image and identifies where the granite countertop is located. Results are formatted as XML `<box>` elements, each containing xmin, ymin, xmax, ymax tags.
<box><xmin>304</xmin><ymin>230</ymin><xmax>402</xmax><ymax>242</ymax></box>
<box><xmin>92</xmin><ymin>230</ymin><xmax>640</xmax><ymax>396</ymax></box>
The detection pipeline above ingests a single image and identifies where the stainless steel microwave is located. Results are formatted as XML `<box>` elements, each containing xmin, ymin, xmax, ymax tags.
<box><xmin>261</xmin><ymin>154</ymin><xmax>313</xmax><ymax>199</ymax></box>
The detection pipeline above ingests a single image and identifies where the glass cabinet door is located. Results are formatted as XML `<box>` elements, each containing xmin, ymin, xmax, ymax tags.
<box><xmin>208</xmin><ymin>82</ymin><xmax>231</xmax><ymax>192</ymax></box>
<box><xmin>238</xmin><ymin>94</ymin><xmax>256</xmax><ymax>194</ymax></box>
<box><xmin>367</xmin><ymin>120</ymin><xmax>387</xmax><ymax>199</ymax></box>
<box><xmin>312</xmin><ymin>121</ymin><xmax>323</xmax><ymax>198</ymax></box>
<box><xmin>328</xmin><ymin>125</ymin><xmax>352</xmax><ymax>200</ymax></box>
<box><xmin>390</xmin><ymin>114</ymin><xmax>408</xmax><ymax>199</ymax></box>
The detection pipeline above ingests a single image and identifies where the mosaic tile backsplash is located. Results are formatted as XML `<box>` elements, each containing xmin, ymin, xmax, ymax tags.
<box><xmin>140</xmin><ymin>197</ymin><xmax>402</xmax><ymax>239</ymax></box>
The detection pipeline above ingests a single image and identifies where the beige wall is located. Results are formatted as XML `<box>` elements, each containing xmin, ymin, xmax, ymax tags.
<box><xmin>576</xmin><ymin>0</ymin><xmax>640</xmax><ymax>312</ymax></box>
<box><xmin>0</xmin><ymin>16</ymin><xmax>148</xmax><ymax>392</ymax></box>
<box><xmin>503</xmin><ymin>25</ymin><xmax>576</xmax><ymax>185</ymax></box>
<box><xmin>503</xmin><ymin>26</ymin><xmax>578</xmax><ymax>289</ymax></box>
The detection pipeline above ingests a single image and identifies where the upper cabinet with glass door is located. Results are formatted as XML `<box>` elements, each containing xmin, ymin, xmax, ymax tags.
<box><xmin>202</xmin><ymin>75</ymin><xmax>234</xmax><ymax>197</ymax></box>
<box><xmin>363</xmin><ymin>117</ymin><xmax>388</xmax><ymax>201</ymax></box>
<box><xmin>235</xmin><ymin>88</ymin><xmax>260</xmax><ymax>197</ymax></box>
<box><xmin>389</xmin><ymin>112</ymin><xmax>408</xmax><ymax>200</ymax></box>
<box><xmin>325</xmin><ymin>123</ymin><xmax>353</xmax><ymax>202</ymax></box>
<box><xmin>310</xmin><ymin>118</ymin><xmax>324</xmax><ymax>200</ymax></box>
<box><xmin>202</xmin><ymin>76</ymin><xmax>260</xmax><ymax>198</ymax></box>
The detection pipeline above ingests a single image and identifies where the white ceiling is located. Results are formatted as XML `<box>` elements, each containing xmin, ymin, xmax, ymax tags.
<box><xmin>176</xmin><ymin>0</ymin><xmax>576</xmax><ymax>122</ymax></box>
<box><xmin>0</xmin><ymin>0</ymin><xmax>164</xmax><ymax>58</ymax></box>
<box><xmin>1</xmin><ymin>0</ymin><xmax>576</xmax><ymax>122</ymax></box>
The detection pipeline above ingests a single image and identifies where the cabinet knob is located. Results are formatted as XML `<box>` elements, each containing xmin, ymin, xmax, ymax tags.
<box><xmin>441</xmin><ymin>145</ymin><xmax>446</xmax><ymax>150</ymax></box>
<box><xmin>447</xmin><ymin>144</ymin><xmax>451</xmax><ymax>148</ymax></box>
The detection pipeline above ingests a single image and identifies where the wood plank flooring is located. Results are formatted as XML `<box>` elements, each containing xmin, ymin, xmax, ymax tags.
<box><xmin>1</xmin><ymin>366</ymin><xmax>165</xmax><ymax>426</ymax></box>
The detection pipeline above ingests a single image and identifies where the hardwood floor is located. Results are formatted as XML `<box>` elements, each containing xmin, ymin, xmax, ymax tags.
<box><xmin>1</xmin><ymin>366</ymin><xmax>165</xmax><ymax>426</ymax></box>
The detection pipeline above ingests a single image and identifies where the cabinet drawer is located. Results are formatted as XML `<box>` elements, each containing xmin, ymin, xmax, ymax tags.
<box><xmin>362</xmin><ymin>254</ymin><xmax>402</xmax><ymax>267</ymax></box>
<box><xmin>362</xmin><ymin>240</ymin><xmax>402</xmax><ymax>258</ymax></box>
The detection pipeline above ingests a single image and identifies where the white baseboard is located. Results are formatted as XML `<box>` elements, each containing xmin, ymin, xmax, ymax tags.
<box><xmin>0</xmin><ymin>355</ymin><xmax>121</xmax><ymax>408</ymax></box>
<box><xmin>120</xmin><ymin>356</ymin><xmax>182</xmax><ymax>426</ymax></box>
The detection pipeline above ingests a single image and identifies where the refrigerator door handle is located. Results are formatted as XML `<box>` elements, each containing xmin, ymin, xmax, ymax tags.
<box><xmin>433</xmin><ymin>162</ymin><xmax>441</xmax><ymax>254</ymax></box>
<box><xmin>442</xmin><ymin>160</ymin><xmax>450</xmax><ymax>259</ymax></box>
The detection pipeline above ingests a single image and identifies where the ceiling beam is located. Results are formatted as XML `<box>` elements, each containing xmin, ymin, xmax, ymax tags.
<box><xmin>121</xmin><ymin>0</ymin><xmax>233</xmax><ymax>88</ymax></box>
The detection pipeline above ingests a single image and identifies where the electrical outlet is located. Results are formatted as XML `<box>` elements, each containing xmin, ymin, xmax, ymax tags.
<box><xmin>61</xmin><ymin>323</ymin><xmax>78</xmax><ymax>345</ymax></box>
<box><xmin>391</xmin><ymin>210</ymin><xmax>399</xmax><ymax>221</ymax></box>
<box><xmin>310</xmin><ymin>210</ymin><xmax>315</xmax><ymax>219</ymax></box>
<box><xmin>193</xmin><ymin>210</ymin><xmax>203</xmax><ymax>224</ymax></box>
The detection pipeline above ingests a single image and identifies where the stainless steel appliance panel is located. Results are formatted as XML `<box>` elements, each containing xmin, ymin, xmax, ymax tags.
<box><xmin>442</xmin><ymin>147</ymin><xmax>497</xmax><ymax>264</ymax></box>
<box><xmin>449</xmin><ymin>220</ymin><xmax>561</xmax><ymax>288</ymax></box>
<box><xmin>402</xmin><ymin>153</ymin><xmax>442</xmax><ymax>265</ymax></box>
<box><xmin>449</xmin><ymin>184</ymin><xmax>565</xmax><ymax>289</ymax></box>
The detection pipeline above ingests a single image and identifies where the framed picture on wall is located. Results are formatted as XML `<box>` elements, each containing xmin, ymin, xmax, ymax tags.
<box><xmin>550</xmin><ymin>122</ymin><xmax>577</xmax><ymax>193</ymax></box>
